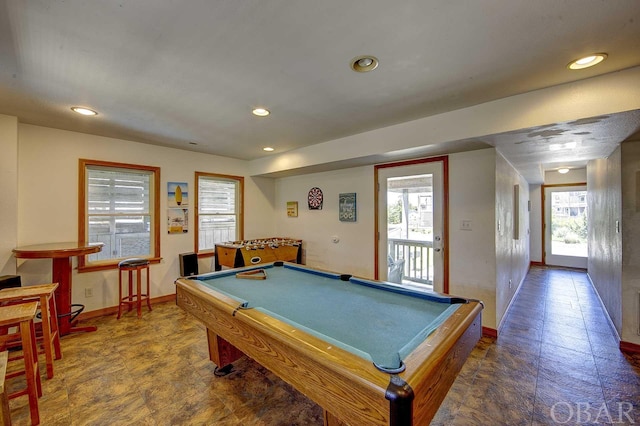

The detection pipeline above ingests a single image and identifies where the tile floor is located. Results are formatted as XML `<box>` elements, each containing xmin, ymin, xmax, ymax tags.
<box><xmin>5</xmin><ymin>266</ymin><xmax>640</xmax><ymax>425</ymax></box>
<box><xmin>432</xmin><ymin>267</ymin><xmax>640</xmax><ymax>426</ymax></box>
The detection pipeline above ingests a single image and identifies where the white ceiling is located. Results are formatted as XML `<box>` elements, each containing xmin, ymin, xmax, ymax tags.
<box><xmin>1</xmin><ymin>1</ymin><xmax>640</xmax><ymax>181</ymax></box>
<box><xmin>478</xmin><ymin>110</ymin><xmax>640</xmax><ymax>181</ymax></box>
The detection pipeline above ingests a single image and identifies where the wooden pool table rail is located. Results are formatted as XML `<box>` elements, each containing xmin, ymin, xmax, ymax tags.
<box><xmin>404</xmin><ymin>299</ymin><xmax>482</xmax><ymax>425</ymax></box>
<box><xmin>175</xmin><ymin>274</ymin><xmax>482</xmax><ymax>426</ymax></box>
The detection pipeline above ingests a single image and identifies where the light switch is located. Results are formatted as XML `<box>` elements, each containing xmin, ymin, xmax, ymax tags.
<box><xmin>461</xmin><ymin>220</ymin><xmax>472</xmax><ymax>231</ymax></box>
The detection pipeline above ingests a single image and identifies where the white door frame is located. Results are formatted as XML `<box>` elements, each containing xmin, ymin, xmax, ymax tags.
<box><xmin>374</xmin><ymin>156</ymin><xmax>449</xmax><ymax>294</ymax></box>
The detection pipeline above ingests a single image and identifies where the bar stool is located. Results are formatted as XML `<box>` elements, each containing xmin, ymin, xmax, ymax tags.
<box><xmin>117</xmin><ymin>258</ymin><xmax>152</xmax><ymax>319</ymax></box>
<box><xmin>0</xmin><ymin>351</ymin><xmax>10</xmax><ymax>426</ymax></box>
<box><xmin>0</xmin><ymin>302</ymin><xmax>41</xmax><ymax>426</ymax></box>
<box><xmin>0</xmin><ymin>284</ymin><xmax>61</xmax><ymax>379</ymax></box>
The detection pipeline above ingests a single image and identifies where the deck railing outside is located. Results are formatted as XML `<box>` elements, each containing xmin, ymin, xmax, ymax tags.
<box><xmin>388</xmin><ymin>238</ymin><xmax>433</xmax><ymax>285</ymax></box>
<box><xmin>88</xmin><ymin>223</ymin><xmax>236</xmax><ymax>261</ymax></box>
<box><xmin>198</xmin><ymin>225</ymin><xmax>236</xmax><ymax>251</ymax></box>
<box><xmin>88</xmin><ymin>232</ymin><xmax>150</xmax><ymax>261</ymax></box>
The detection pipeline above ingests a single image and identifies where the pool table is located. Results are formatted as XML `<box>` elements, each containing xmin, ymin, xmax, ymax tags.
<box><xmin>175</xmin><ymin>262</ymin><xmax>482</xmax><ymax>426</ymax></box>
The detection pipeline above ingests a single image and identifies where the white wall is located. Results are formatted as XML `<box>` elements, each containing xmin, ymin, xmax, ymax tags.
<box><xmin>448</xmin><ymin>149</ymin><xmax>498</xmax><ymax>328</ymax></box>
<box><xmin>15</xmin><ymin>124</ymin><xmax>275</xmax><ymax>313</ymax></box>
<box><xmin>586</xmin><ymin>140</ymin><xmax>640</xmax><ymax>347</ymax></box>
<box><xmin>587</xmin><ymin>152</ymin><xmax>622</xmax><ymax>336</ymax></box>
<box><xmin>621</xmin><ymin>140</ymin><xmax>640</xmax><ymax>345</ymax></box>
<box><xmin>495</xmin><ymin>153</ymin><xmax>530</xmax><ymax>327</ymax></box>
<box><xmin>0</xmin><ymin>115</ymin><xmax>18</xmax><ymax>276</ymax></box>
<box><xmin>274</xmin><ymin>166</ymin><xmax>374</xmax><ymax>278</ymax></box>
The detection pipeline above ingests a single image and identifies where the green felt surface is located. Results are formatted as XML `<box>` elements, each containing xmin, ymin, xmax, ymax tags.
<box><xmin>197</xmin><ymin>264</ymin><xmax>461</xmax><ymax>370</ymax></box>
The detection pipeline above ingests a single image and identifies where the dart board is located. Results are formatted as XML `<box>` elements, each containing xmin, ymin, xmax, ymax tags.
<box><xmin>307</xmin><ymin>187</ymin><xmax>323</xmax><ymax>210</ymax></box>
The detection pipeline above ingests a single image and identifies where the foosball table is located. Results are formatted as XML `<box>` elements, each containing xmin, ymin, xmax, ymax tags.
<box><xmin>213</xmin><ymin>238</ymin><xmax>302</xmax><ymax>271</ymax></box>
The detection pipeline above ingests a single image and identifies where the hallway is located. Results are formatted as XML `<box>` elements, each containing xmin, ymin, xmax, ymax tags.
<box><xmin>5</xmin><ymin>267</ymin><xmax>640</xmax><ymax>425</ymax></box>
<box><xmin>433</xmin><ymin>266</ymin><xmax>640</xmax><ymax>425</ymax></box>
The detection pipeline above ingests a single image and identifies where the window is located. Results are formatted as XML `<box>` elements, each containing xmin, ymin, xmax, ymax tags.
<box><xmin>79</xmin><ymin>159</ymin><xmax>160</xmax><ymax>270</ymax></box>
<box><xmin>195</xmin><ymin>172</ymin><xmax>243</xmax><ymax>254</ymax></box>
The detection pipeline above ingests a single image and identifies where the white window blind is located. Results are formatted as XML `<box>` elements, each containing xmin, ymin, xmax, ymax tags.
<box><xmin>87</xmin><ymin>166</ymin><xmax>153</xmax><ymax>261</ymax></box>
<box><xmin>197</xmin><ymin>176</ymin><xmax>240</xmax><ymax>251</ymax></box>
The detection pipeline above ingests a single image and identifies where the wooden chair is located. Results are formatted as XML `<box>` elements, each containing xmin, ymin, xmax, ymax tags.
<box><xmin>0</xmin><ymin>284</ymin><xmax>61</xmax><ymax>379</ymax></box>
<box><xmin>0</xmin><ymin>351</ymin><xmax>10</xmax><ymax>426</ymax></box>
<box><xmin>0</xmin><ymin>302</ymin><xmax>41</xmax><ymax>426</ymax></box>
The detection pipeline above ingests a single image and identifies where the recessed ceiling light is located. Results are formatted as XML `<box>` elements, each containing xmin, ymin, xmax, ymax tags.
<box><xmin>252</xmin><ymin>108</ymin><xmax>270</xmax><ymax>117</ymax></box>
<box><xmin>558</xmin><ymin>168</ymin><xmax>570</xmax><ymax>174</ymax></box>
<box><xmin>263</xmin><ymin>147</ymin><xmax>274</xmax><ymax>152</ymax></box>
<box><xmin>71</xmin><ymin>106</ymin><xmax>98</xmax><ymax>116</ymax></box>
<box><xmin>567</xmin><ymin>53</ymin><xmax>607</xmax><ymax>70</ymax></box>
<box><xmin>549</xmin><ymin>142</ymin><xmax>577</xmax><ymax>151</ymax></box>
<box><xmin>350</xmin><ymin>55</ymin><xmax>379</xmax><ymax>72</ymax></box>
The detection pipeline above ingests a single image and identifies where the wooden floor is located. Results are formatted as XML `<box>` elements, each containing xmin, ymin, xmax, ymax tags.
<box><xmin>5</xmin><ymin>266</ymin><xmax>640</xmax><ymax>425</ymax></box>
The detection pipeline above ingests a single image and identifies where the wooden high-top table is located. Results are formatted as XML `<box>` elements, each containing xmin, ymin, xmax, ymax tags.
<box><xmin>13</xmin><ymin>242</ymin><xmax>103</xmax><ymax>336</ymax></box>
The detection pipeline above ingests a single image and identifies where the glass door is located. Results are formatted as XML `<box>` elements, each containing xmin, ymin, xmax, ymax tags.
<box><xmin>544</xmin><ymin>185</ymin><xmax>588</xmax><ymax>268</ymax></box>
<box><xmin>376</xmin><ymin>160</ymin><xmax>445</xmax><ymax>293</ymax></box>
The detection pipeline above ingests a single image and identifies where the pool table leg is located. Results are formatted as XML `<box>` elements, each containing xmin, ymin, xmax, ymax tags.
<box><xmin>207</xmin><ymin>329</ymin><xmax>244</xmax><ymax>371</ymax></box>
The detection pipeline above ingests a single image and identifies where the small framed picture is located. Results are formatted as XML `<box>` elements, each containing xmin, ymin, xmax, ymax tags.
<box><xmin>287</xmin><ymin>201</ymin><xmax>298</xmax><ymax>217</ymax></box>
<box><xmin>168</xmin><ymin>208</ymin><xmax>188</xmax><ymax>234</ymax></box>
<box><xmin>168</xmin><ymin>182</ymin><xmax>188</xmax><ymax>207</ymax></box>
<box><xmin>339</xmin><ymin>193</ymin><xmax>357</xmax><ymax>222</ymax></box>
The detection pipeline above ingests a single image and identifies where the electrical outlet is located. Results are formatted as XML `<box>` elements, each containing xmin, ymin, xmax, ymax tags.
<box><xmin>85</xmin><ymin>288</ymin><xmax>93</xmax><ymax>297</ymax></box>
<box><xmin>461</xmin><ymin>220</ymin><xmax>472</xmax><ymax>231</ymax></box>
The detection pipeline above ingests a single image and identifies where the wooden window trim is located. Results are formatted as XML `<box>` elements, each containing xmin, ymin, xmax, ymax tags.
<box><xmin>78</xmin><ymin>159</ymin><xmax>161</xmax><ymax>272</ymax></box>
<box><xmin>195</xmin><ymin>171</ymin><xmax>244</xmax><ymax>257</ymax></box>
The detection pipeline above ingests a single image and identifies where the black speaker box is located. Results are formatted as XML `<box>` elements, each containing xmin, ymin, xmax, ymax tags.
<box><xmin>0</xmin><ymin>275</ymin><xmax>21</xmax><ymax>289</ymax></box>
<box><xmin>179</xmin><ymin>253</ymin><xmax>199</xmax><ymax>277</ymax></box>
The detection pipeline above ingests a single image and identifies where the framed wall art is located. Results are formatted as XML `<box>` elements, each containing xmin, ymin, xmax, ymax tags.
<box><xmin>168</xmin><ymin>208</ymin><xmax>188</xmax><ymax>234</ymax></box>
<box><xmin>339</xmin><ymin>193</ymin><xmax>357</xmax><ymax>222</ymax></box>
<box><xmin>168</xmin><ymin>182</ymin><xmax>189</xmax><ymax>233</ymax></box>
<box><xmin>287</xmin><ymin>201</ymin><xmax>298</xmax><ymax>217</ymax></box>
<box><xmin>168</xmin><ymin>182</ymin><xmax>188</xmax><ymax>207</ymax></box>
